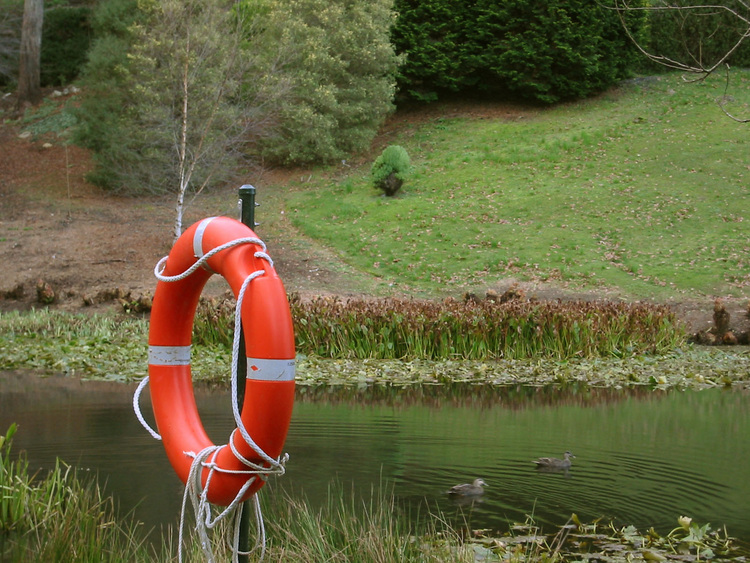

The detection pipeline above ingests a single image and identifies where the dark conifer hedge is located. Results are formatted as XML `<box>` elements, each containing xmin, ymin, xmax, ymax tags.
<box><xmin>392</xmin><ymin>0</ymin><xmax>644</xmax><ymax>104</ymax></box>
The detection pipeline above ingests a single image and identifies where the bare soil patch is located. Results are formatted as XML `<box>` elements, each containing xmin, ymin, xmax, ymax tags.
<box><xmin>0</xmin><ymin>102</ymin><xmax>366</xmax><ymax>313</ymax></box>
<box><xmin>1</xmin><ymin>94</ymin><xmax>748</xmax><ymax>339</ymax></box>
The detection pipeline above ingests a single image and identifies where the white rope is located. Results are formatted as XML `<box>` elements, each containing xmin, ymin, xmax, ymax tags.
<box><xmin>136</xmin><ymin>234</ymin><xmax>286</xmax><ymax>562</ymax></box>
<box><xmin>153</xmin><ymin>237</ymin><xmax>268</xmax><ymax>283</ymax></box>
<box><xmin>133</xmin><ymin>376</ymin><xmax>161</xmax><ymax>440</ymax></box>
<box><xmin>179</xmin><ymin>262</ymin><xmax>286</xmax><ymax>562</ymax></box>
<box><xmin>229</xmin><ymin>271</ymin><xmax>284</xmax><ymax>469</ymax></box>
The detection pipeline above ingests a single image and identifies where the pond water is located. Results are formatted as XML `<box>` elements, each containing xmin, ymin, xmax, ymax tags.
<box><xmin>1</xmin><ymin>370</ymin><xmax>749</xmax><ymax>543</ymax></box>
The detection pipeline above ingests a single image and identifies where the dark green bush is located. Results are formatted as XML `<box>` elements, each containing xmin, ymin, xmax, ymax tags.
<box><xmin>71</xmin><ymin>0</ymin><xmax>139</xmax><ymax>153</ymax></box>
<box><xmin>392</xmin><ymin>0</ymin><xmax>643</xmax><ymax>104</ymax></box>
<box><xmin>40</xmin><ymin>6</ymin><xmax>92</xmax><ymax>87</ymax></box>
<box><xmin>371</xmin><ymin>145</ymin><xmax>410</xmax><ymax>196</ymax></box>
<box><xmin>389</xmin><ymin>0</ymin><xmax>475</xmax><ymax>102</ymax></box>
<box><xmin>71</xmin><ymin>0</ymin><xmax>146</xmax><ymax>192</ymax></box>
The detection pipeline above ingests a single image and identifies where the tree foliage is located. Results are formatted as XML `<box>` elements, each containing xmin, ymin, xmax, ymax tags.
<box><xmin>40</xmin><ymin>5</ymin><xmax>92</xmax><ymax>87</ymax></box>
<box><xmin>257</xmin><ymin>0</ymin><xmax>401</xmax><ymax>164</ymax></box>
<box><xmin>72</xmin><ymin>0</ymin><xmax>142</xmax><ymax>189</ymax></box>
<box><xmin>392</xmin><ymin>0</ymin><xmax>642</xmax><ymax>104</ymax></box>
<box><xmin>74</xmin><ymin>0</ymin><xmax>400</xmax><ymax>212</ymax></box>
<box><xmin>74</xmin><ymin>0</ymin><xmax>289</xmax><ymax>238</ymax></box>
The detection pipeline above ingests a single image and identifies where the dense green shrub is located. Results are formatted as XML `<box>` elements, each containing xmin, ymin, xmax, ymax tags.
<box><xmin>387</xmin><ymin>0</ymin><xmax>473</xmax><ymax>101</ymax></box>
<box><xmin>370</xmin><ymin>144</ymin><xmax>410</xmax><ymax>196</ymax></box>
<box><xmin>40</xmin><ymin>6</ymin><xmax>92</xmax><ymax>87</ymax></box>
<box><xmin>257</xmin><ymin>0</ymin><xmax>401</xmax><ymax>164</ymax></box>
<box><xmin>392</xmin><ymin>0</ymin><xmax>643</xmax><ymax>104</ymax></box>
<box><xmin>71</xmin><ymin>0</ymin><xmax>141</xmax><ymax>191</ymax></box>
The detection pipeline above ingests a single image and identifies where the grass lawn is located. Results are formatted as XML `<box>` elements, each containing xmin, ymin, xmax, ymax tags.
<box><xmin>279</xmin><ymin>72</ymin><xmax>750</xmax><ymax>301</ymax></box>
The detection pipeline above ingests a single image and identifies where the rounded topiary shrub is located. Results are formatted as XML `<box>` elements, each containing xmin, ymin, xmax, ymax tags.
<box><xmin>371</xmin><ymin>145</ymin><xmax>410</xmax><ymax>196</ymax></box>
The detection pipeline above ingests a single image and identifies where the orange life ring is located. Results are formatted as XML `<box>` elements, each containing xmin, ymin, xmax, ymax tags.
<box><xmin>148</xmin><ymin>216</ymin><xmax>295</xmax><ymax>507</ymax></box>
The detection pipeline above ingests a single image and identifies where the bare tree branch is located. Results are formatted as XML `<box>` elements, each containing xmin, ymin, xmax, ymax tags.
<box><xmin>718</xmin><ymin>63</ymin><xmax>750</xmax><ymax>121</ymax></box>
<box><xmin>608</xmin><ymin>1</ymin><xmax>750</xmax><ymax>121</ymax></box>
<box><xmin>610</xmin><ymin>1</ymin><xmax>750</xmax><ymax>78</ymax></box>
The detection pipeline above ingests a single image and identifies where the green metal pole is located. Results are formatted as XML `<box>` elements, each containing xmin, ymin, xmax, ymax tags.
<box><xmin>236</xmin><ymin>184</ymin><xmax>257</xmax><ymax>563</ymax></box>
<box><xmin>239</xmin><ymin>184</ymin><xmax>257</xmax><ymax>231</ymax></box>
<box><xmin>237</xmin><ymin>184</ymin><xmax>256</xmax><ymax>407</ymax></box>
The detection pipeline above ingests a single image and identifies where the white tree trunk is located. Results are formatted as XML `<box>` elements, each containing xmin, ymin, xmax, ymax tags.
<box><xmin>173</xmin><ymin>189</ymin><xmax>185</xmax><ymax>242</ymax></box>
<box><xmin>174</xmin><ymin>27</ymin><xmax>191</xmax><ymax>241</ymax></box>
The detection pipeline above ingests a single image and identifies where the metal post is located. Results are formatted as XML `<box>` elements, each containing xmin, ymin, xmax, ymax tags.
<box><xmin>236</xmin><ymin>185</ymin><xmax>257</xmax><ymax>408</ymax></box>
<box><xmin>238</xmin><ymin>184</ymin><xmax>257</xmax><ymax>230</ymax></box>
<box><xmin>236</xmin><ymin>184</ymin><xmax>257</xmax><ymax>563</ymax></box>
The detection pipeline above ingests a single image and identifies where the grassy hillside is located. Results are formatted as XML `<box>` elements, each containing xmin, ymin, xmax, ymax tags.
<box><xmin>277</xmin><ymin>72</ymin><xmax>750</xmax><ymax>301</ymax></box>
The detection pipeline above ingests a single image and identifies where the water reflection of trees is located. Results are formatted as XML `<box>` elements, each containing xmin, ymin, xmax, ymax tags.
<box><xmin>294</xmin><ymin>382</ymin><xmax>661</xmax><ymax>409</ymax></box>
<box><xmin>0</xmin><ymin>370</ymin><xmax>658</xmax><ymax>416</ymax></box>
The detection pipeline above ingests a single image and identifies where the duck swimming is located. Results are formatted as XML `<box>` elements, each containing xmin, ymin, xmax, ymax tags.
<box><xmin>533</xmin><ymin>451</ymin><xmax>575</xmax><ymax>469</ymax></box>
<box><xmin>447</xmin><ymin>478</ymin><xmax>487</xmax><ymax>496</ymax></box>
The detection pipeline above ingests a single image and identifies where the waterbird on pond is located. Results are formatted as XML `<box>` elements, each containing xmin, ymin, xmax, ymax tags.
<box><xmin>533</xmin><ymin>451</ymin><xmax>575</xmax><ymax>470</ymax></box>
<box><xmin>447</xmin><ymin>478</ymin><xmax>487</xmax><ymax>496</ymax></box>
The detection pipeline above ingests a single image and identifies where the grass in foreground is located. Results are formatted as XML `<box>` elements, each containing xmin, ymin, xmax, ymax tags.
<box><xmin>280</xmin><ymin>71</ymin><xmax>750</xmax><ymax>301</ymax></box>
<box><xmin>2</xmin><ymin>423</ymin><xmax>748</xmax><ymax>562</ymax></box>
<box><xmin>0</xmin><ymin>424</ymin><xmax>158</xmax><ymax>562</ymax></box>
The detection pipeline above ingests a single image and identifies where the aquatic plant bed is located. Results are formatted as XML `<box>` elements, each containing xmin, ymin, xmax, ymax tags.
<box><xmin>295</xmin><ymin>349</ymin><xmax>750</xmax><ymax>390</ymax></box>
<box><xmin>465</xmin><ymin>515</ymin><xmax>750</xmax><ymax>562</ymax></box>
<box><xmin>289</xmin><ymin>295</ymin><xmax>685</xmax><ymax>359</ymax></box>
<box><xmin>0</xmin><ymin>309</ymin><xmax>747</xmax><ymax>389</ymax></box>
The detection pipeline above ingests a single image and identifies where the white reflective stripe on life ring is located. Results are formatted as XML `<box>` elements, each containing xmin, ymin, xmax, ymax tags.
<box><xmin>246</xmin><ymin>358</ymin><xmax>296</xmax><ymax>381</ymax></box>
<box><xmin>148</xmin><ymin>345</ymin><xmax>191</xmax><ymax>366</ymax></box>
<box><xmin>193</xmin><ymin>216</ymin><xmax>217</xmax><ymax>258</ymax></box>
